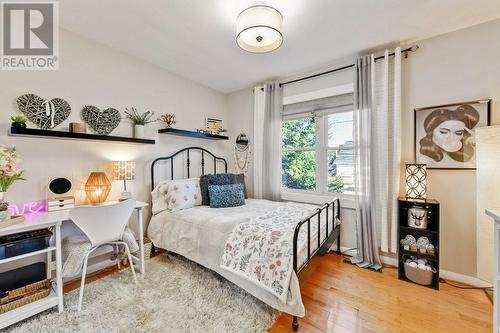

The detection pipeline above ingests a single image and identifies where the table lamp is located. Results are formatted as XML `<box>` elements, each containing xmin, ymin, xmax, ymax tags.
<box><xmin>405</xmin><ymin>163</ymin><xmax>427</xmax><ymax>200</ymax></box>
<box><xmin>85</xmin><ymin>172</ymin><xmax>111</xmax><ymax>204</ymax></box>
<box><xmin>113</xmin><ymin>161</ymin><xmax>135</xmax><ymax>201</ymax></box>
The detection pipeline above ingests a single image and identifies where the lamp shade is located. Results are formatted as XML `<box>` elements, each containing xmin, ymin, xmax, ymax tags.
<box><xmin>405</xmin><ymin>164</ymin><xmax>427</xmax><ymax>200</ymax></box>
<box><xmin>85</xmin><ymin>172</ymin><xmax>111</xmax><ymax>204</ymax></box>
<box><xmin>236</xmin><ymin>5</ymin><xmax>283</xmax><ymax>53</ymax></box>
<box><xmin>113</xmin><ymin>161</ymin><xmax>135</xmax><ymax>181</ymax></box>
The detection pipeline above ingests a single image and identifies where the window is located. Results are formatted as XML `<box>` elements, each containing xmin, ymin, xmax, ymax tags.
<box><xmin>281</xmin><ymin>117</ymin><xmax>316</xmax><ymax>190</ymax></box>
<box><xmin>326</xmin><ymin>112</ymin><xmax>354</xmax><ymax>193</ymax></box>
<box><xmin>281</xmin><ymin>111</ymin><xmax>354</xmax><ymax>194</ymax></box>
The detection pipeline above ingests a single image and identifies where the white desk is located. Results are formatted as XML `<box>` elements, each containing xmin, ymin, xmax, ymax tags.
<box><xmin>486</xmin><ymin>209</ymin><xmax>500</xmax><ymax>333</ymax></box>
<box><xmin>0</xmin><ymin>200</ymin><xmax>148</xmax><ymax>329</ymax></box>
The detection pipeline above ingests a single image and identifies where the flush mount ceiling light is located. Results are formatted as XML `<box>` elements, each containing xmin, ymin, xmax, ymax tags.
<box><xmin>236</xmin><ymin>5</ymin><xmax>283</xmax><ymax>53</ymax></box>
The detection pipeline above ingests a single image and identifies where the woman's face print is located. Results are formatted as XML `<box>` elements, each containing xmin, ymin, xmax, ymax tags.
<box><xmin>432</xmin><ymin>119</ymin><xmax>466</xmax><ymax>152</ymax></box>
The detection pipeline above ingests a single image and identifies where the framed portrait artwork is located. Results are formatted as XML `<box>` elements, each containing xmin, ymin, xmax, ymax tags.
<box><xmin>414</xmin><ymin>99</ymin><xmax>491</xmax><ymax>169</ymax></box>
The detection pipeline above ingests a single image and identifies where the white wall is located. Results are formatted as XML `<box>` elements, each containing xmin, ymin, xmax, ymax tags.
<box><xmin>0</xmin><ymin>29</ymin><xmax>230</xmax><ymax>234</ymax></box>
<box><xmin>401</xmin><ymin>18</ymin><xmax>500</xmax><ymax>278</ymax></box>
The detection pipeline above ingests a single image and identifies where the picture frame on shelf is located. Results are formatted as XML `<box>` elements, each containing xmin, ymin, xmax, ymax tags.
<box><xmin>205</xmin><ymin>117</ymin><xmax>223</xmax><ymax>135</ymax></box>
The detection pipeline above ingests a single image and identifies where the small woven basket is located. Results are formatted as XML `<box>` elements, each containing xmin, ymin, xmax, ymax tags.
<box><xmin>0</xmin><ymin>279</ymin><xmax>53</xmax><ymax>313</ymax></box>
<box><xmin>404</xmin><ymin>263</ymin><xmax>435</xmax><ymax>286</ymax></box>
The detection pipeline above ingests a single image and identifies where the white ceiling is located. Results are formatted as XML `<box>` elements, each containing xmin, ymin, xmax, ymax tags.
<box><xmin>60</xmin><ymin>0</ymin><xmax>500</xmax><ymax>93</ymax></box>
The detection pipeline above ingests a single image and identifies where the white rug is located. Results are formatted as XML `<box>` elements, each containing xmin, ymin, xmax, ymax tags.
<box><xmin>5</xmin><ymin>253</ymin><xmax>279</xmax><ymax>333</ymax></box>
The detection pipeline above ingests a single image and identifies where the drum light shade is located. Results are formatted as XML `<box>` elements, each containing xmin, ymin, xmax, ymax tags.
<box><xmin>113</xmin><ymin>161</ymin><xmax>135</xmax><ymax>181</ymax></box>
<box><xmin>85</xmin><ymin>172</ymin><xmax>111</xmax><ymax>204</ymax></box>
<box><xmin>236</xmin><ymin>5</ymin><xmax>283</xmax><ymax>53</ymax></box>
<box><xmin>405</xmin><ymin>164</ymin><xmax>427</xmax><ymax>200</ymax></box>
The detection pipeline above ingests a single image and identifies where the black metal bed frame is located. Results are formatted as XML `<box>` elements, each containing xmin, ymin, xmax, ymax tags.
<box><xmin>150</xmin><ymin>147</ymin><xmax>341</xmax><ymax>332</ymax></box>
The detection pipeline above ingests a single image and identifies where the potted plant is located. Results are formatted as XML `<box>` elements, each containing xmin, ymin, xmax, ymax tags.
<box><xmin>0</xmin><ymin>145</ymin><xmax>25</xmax><ymax>201</ymax></box>
<box><xmin>11</xmin><ymin>115</ymin><xmax>28</xmax><ymax>129</ymax></box>
<box><xmin>0</xmin><ymin>201</ymin><xmax>10</xmax><ymax>222</ymax></box>
<box><xmin>124</xmin><ymin>107</ymin><xmax>155</xmax><ymax>139</ymax></box>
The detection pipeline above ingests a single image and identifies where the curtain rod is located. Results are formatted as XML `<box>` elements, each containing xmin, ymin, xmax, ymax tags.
<box><xmin>279</xmin><ymin>45</ymin><xmax>419</xmax><ymax>87</ymax></box>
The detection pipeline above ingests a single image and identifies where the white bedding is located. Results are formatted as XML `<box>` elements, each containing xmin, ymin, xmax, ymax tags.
<box><xmin>147</xmin><ymin>198</ymin><xmax>336</xmax><ymax>317</ymax></box>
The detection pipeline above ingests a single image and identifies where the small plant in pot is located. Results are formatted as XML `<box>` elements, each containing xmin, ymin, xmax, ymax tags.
<box><xmin>0</xmin><ymin>201</ymin><xmax>10</xmax><ymax>222</ymax></box>
<box><xmin>11</xmin><ymin>116</ymin><xmax>28</xmax><ymax>129</ymax></box>
<box><xmin>124</xmin><ymin>107</ymin><xmax>155</xmax><ymax>139</ymax></box>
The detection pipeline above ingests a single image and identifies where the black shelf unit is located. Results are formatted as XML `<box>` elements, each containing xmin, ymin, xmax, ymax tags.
<box><xmin>158</xmin><ymin>128</ymin><xmax>229</xmax><ymax>140</ymax></box>
<box><xmin>398</xmin><ymin>198</ymin><xmax>440</xmax><ymax>290</ymax></box>
<box><xmin>8</xmin><ymin>127</ymin><xmax>155</xmax><ymax>144</ymax></box>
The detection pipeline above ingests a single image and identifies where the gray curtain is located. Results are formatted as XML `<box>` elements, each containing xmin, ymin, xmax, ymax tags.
<box><xmin>261</xmin><ymin>82</ymin><xmax>282</xmax><ymax>201</ymax></box>
<box><xmin>350</xmin><ymin>56</ymin><xmax>382</xmax><ymax>270</ymax></box>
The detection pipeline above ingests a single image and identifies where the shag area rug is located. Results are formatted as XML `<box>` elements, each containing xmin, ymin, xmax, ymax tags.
<box><xmin>5</xmin><ymin>253</ymin><xmax>278</xmax><ymax>333</ymax></box>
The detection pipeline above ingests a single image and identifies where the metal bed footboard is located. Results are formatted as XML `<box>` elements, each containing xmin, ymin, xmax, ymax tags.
<box><xmin>291</xmin><ymin>198</ymin><xmax>341</xmax><ymax>331</ymax></box>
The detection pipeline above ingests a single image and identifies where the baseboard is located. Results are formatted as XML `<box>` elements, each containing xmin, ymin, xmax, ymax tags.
<box><xmin>336</xmin><ymin>247</ymin><xmax>492</xmax><ymax>288</ymax></box>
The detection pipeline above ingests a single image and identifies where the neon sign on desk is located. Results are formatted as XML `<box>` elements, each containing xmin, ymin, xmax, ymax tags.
<box><xmin>8</xmin><ymin>200</ymin><xmax>46</xmax><ymax>216</ymax></box>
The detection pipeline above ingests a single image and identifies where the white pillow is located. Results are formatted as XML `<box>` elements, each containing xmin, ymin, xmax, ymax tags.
<box><xmin>151</xmin><ymin>178</ymin><xmax>201</xmax><ymax>214</ymax></box>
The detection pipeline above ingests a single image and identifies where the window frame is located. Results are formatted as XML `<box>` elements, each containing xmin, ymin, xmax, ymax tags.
<box><xmin>281</xmin><ymin>109</ymin><xmax>354</xmax><ymax>198</ymax></box>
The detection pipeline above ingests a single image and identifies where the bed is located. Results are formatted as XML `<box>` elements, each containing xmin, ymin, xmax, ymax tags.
<box><xmin>147</xmin><ymin>147</ymin><xmax>341</xmax><ymax>331</ymax></box>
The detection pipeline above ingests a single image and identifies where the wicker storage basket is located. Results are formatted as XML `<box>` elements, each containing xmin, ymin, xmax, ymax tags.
<box><xmin>0</xmin><ymin>279</ymin><xmax>53</xmax><ymax>313</ymax></box>
<box><xmin>403</xmin><ymin>263</ymin><xmax>435</xmax><ymax>286</ymax></box>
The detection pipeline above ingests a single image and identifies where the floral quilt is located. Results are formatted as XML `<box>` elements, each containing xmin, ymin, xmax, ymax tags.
<box><xmin>220</xmin><ymin>202</ymin><xmax>318</xmax><ymax>303</ymax></box>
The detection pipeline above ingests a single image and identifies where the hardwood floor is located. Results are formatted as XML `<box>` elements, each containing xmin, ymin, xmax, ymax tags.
<box><xmin>269</xmin><ymin>253</ymin><xmax>492</xmax><ymax>333</ymax></box>
<box><xmin>63</xmin><ymin>253</ymin><xmax>492</xmax><ymax>333</ymax></box>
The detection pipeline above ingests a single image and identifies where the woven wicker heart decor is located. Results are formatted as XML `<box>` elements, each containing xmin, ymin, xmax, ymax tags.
<box><xmin>16</xmin><ymin>94</ymin><xmax>71</xmax><ymax>129</ymax></box>
<box><xmin>81</xmin><ymin>105</ymin><xmax>121</xmax><ymax>135</ymax></box>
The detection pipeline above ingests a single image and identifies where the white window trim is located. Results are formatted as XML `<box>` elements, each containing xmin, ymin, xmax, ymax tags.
<box><xmin>281</xmin><ymin>84</ymin><xmax>355</xmax><ymax>203</ymax></box>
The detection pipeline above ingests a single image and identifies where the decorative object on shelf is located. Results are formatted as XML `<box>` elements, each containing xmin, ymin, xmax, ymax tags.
<box><xmin>196</xmin><ymin>128</ymin><xmax>212</xmax><ymax>135</ymax></box>
<box><xmin>405</xmin><ymin>164</ymin><xmax>427</xmax><ymax>200</ymax></box>
<box><xmin>407</xmin><ymin>206</ymin><xmax>428</xmax><ymax>229</ymax></box>
<box><xmin>0</xmin><ymin>144</ymin><xmax>25</xmax><ymax>201</ymax></box>
<box><xmin>158</xmin><ymin>113</ymin><xmax>176</xmax><ymax>128</ymax></box>
<box><xmin>415</xmin><ymin>99</ymin><xmax>491</xmax><ymax>169</ymax></box>
<box><xmin>403</xmin><ymin>257</ymin><xmax>436</xmax><ymax>286</ymax></box>
<box><xmin>205</xmin><ymin>117</ymin><xmax>223</xmax><ymax>135</ymax></box>
<box><xmin>84</xmin><ymin>172</ymin><xmax>111</xmax><ymax>204</ymax></box>
<box><xmin>16</xmin><ymin>93</ymin><xmax>71</xmax><ymax>129</ymax></box>
<box><xmin>10</xmin><ymin>116</ymin><xmax>27</xmax><ymax>129</ymax></box>
<box><xmin>113</xmin><ymin>161</ymin><xmax>135</xmax><ymax>201</ymax></box>
<box><xmin>236</xmin><ymin>5</ymin><xmax>283</xmax><ymax>53</ymax></box>
<box><xmin>233</xmin><ymin>133</ymin><xmax>251</xmax><ymax>174</ymax></box>
<box><xmin>81</xmin><ymin>105</ymin><xmax>121</xmax><ymax>135</ymax></box>
<box><xmin>69</xmin><ymin>122</ymin><xmax>86</xmax><ymax>133</ymax></box>
<box><xmin>124</xmin><ymin>107</ymin><xmax>154</xmax><ymax>139</ymax></box>
<box><xmin>0</xmin><ymin>201</ymin><xmax>10</xmax><ymax>222</ymax></box>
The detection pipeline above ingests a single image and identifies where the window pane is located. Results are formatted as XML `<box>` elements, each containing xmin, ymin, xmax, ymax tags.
<box><xmin>282</xmin><ymin>117</ymin><xmax>316</xmax><ymax>149</ymax></box>
<box><xmin>328</xmin><ymin>112</ymin><xmax>353</xmax><ymax>147</ymax></box>
<box><xmin>327</xmin><ymin>148</ymin><xmax>354</xmax><ymax>193</ymax></box>
<box><xmin>282</xmin><ymin>150</ymin><xmax>316</xmax><ymax>190</ymax></box>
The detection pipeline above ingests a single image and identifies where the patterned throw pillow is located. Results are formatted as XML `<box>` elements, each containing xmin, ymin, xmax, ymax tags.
<box><xmin>200</xmin><ymin>173</ymin><xmax>247</xmax><ymax>206</ymax></box>
<box><xmin>208</xmin><ymin>183</ymin><xmax>245</xmax><ymax>208</ymax></box>
<box><xmin>151</xmin><ymin>178</ymin><xmax>201</xmax><ymax>214</ymax></box>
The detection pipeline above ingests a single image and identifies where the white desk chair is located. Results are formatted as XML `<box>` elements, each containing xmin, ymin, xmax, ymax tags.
<box><xmin>69</xmin><ymin>199</ymin><xmax>138</xmax><ymax>311</ymax></box>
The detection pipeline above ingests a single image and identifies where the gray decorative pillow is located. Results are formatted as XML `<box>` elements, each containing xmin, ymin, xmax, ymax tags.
<box><xmin>199</xmin><ymin>173</ymin><xmax>247</xmax><ymax>205</ymax></box>
<box><xmin>208</xmin><ymin>183</ymin><xmax>245</xmax><ymax>208</ymax></box>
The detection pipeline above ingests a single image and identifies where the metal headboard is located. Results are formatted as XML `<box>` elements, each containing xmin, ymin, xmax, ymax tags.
<box><xmin>151</xmin><ymin>147</ymin><xmax>228</xmax><ymax>190</ymax></box>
